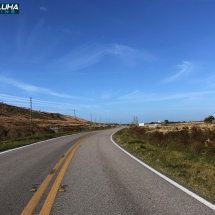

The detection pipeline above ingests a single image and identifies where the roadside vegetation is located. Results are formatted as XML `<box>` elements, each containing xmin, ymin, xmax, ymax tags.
<box><xmin>113</xmin><ymin>125</ymin><xmax>215</xmax><ymax>202</ymax></box>
<box><xmin>0</xmin><ymin>125</ymin><xmax>115</xmax><ymax>152</ymax></box>
<box><xmin>0</xmin><ymin>102</ymin><xmax>117</xmax><ymax>152</ymax></box>
<box><xmin>0</xmin><ymin>102</ymin><xmax>92</xmax><ymax>127</ymax></box>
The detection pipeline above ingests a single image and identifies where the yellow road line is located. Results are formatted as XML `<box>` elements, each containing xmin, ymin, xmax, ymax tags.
<box><xmin>39</xmin><ymin>134</ymin><xmax>95</xmax><ymax>215</ymax></box>
<box><xmin>20</xmin><ymin>138</ymin><xmax>83</xmax><ymax>215</ymax></box>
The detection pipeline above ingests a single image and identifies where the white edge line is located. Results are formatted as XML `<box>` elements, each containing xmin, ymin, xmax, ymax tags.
<box><xmin>110</xmin><ymin>130</ymin><xmax>215</xmax><ymax>211</ymax></box>
<box><xmin>0</xmin><ymin>131</ymin><xmax>92</xmax><ymax>155</ymax></box>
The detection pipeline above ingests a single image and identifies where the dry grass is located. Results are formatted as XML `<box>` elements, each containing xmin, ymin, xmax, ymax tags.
<box><xmin>0</xmin><ymin>102</ymin><xmax>94</xmax><ymax>127</ymax></box>
<box><xmin>0</xmin><ymin>102</ymin><xmax>114</xmax><ymax>151</ymax></box>
<box><xmin>145</xmin><ymin>122</ymin><xmax>215</xmax><ymax>133</ymax></box>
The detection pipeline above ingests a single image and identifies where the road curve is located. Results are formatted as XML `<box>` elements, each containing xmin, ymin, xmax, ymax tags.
<box><xmin>50</xmin><ymin>128</ymin><xmax>214</xmax><ymax>215</ymax></box>
<box><xmin>0</xmin><ymin>127</ymin><xmax>215</xmax><ymax>215</ymax></box>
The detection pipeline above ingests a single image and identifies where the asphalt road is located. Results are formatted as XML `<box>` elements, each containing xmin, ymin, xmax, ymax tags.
<box><xmin>0</xmin><ymin>127</ymin><xmax>215</xmax><ymax>215</ymax></box>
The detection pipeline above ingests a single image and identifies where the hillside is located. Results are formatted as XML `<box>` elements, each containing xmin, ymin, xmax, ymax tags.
<box><xmin>0</xmin><ymin>102</ymin><xmax>92</xmax><ymax>127</ymax></box>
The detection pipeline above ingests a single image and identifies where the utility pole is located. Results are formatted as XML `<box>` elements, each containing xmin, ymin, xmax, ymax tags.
<box><xmin>30</xmin><ymin>97</ymin><xmax>32</xmax><ymax>126</ymax></box>
<box><xmin>2</xmin><ymin>102</ymin><xmax>3</xmax><ymax>114</ymax></box>
<box><xmin>109</xmin><ymin>119</ymin><xmax>110</xmax><ymax>124</ymax></box>
<box><xmin>100</xmin><ymin>117</ymin><xmax>101</xmax><ymax>124</ymax></box>
<box><xmin>73</xmin><ymin>110</ymin><xmax>77</xmax><ymax>127</ymax></box>
<box><xmin>95</xmin><ymin>118</ymin><xmax>96</xmax><ymax>123</ymax></box>
<box><xmin>91</xmin><ymin>114</ymin><xmax>93</xmax><ymax>127</ymax></box>
<box><xmin>106</xmin><ymin>118</ymin><xmax>107</xmax><ymax>124</ymax></box>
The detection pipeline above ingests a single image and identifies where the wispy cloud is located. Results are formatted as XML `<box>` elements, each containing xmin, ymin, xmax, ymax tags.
<box><xmin>45</xmin><ymin>25</ymin><xmax>80</xmax><ymax>35</ymax></box>
<box><xmin>0</xmin><ymin>94</ymin><xmax>99</xmax><ymax>111</ymax></box>
<box><xmin>108</xmin><ymin>90</ymin><xmax>155</xmax><ymax>104</ymax></box>
<box><xmin>101</xmin><ymin>92</ymin><xmax>112</xmax><ymax>99</ymax></box>
<box><xmin>162</xmin><ymin>61</ymin><xmax>194</xmax><ymax>83</ymax></box>
<box><xmin>0</xmin><ymin>75</ymin><xmax>92</xmax><ymax>100</ymax></box>
<box><xmin>40</xmin><ymin>7</ymin><xmax>47</xmax><ymax>11</ymax></box>
<box><xmin>100</xmin><ymin>89</ymin><xmax>121</xmax><ymax>100</ymax></box>
<box><xmin>150</xmin><ymin>91</ymin><xmax>215</xmax><ymax>101</ymax></box>
<box><xmin>25</xmin><ymin>19</ymin><xmax>45</xmax><ymax>58</ymax></box>
<box><xmin>108</xmin><ymin>90</ymin><xmax>215</xmax><ymax>105</ymax></box>
<box><xmin>14</xmin><ymin>21</ymin><xmax>155</xmax><ymax>72</ymax></box>
<box><xmin>54</xmin><ymin>42</ymin><xmax>108</xmax><ymax>71</ymax></box>
<box><xmin>108</xmin><ymin>44</ymin><xmax>155</xmax><ymax>66</ymax></box>
<box><xmin>117</xmin><ymin>90</ymin><xmax>155</xmax><ymax>100</ymax></box>
<box><xmin>51</xmin><ymin>42</ymin><xmax>155</xmax><ymax>72</ymax></box>
<box><xmin>190</xmin><ymin>74</ymin><xmax>215</xmax><ymax>87</ymax></box>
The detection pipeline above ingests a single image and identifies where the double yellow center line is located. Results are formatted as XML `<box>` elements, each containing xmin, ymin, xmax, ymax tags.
<box><xmin>21</xmin><ymin>134</ymin><xmax>94</xmax><ymax>215</ymax></box>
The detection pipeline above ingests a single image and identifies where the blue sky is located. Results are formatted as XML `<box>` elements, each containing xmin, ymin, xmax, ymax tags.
<box><xmin>0</xmin><ymin>0</ymin><xmax>215</xmax><ymax>124</ymax></box>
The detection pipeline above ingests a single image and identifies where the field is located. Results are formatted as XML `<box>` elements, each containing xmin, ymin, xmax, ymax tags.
<box><xmin>0</xmin><ymin>102</ymin><xmax>113</xmax><ymax>151</ymax></box>
<box><xmin>113</xmin><ymin>123</ymin><xmax>215</xmax><ymax>202</ymax></box>
<box><xmin>0</xmin><ymin>102</ymin><xmax>92</xmax><ymax>127</ymax></box>
<box><xmin>145</xmin><ymin>121</ymin><xmax>215</xmax><ymax>133</ymax></box>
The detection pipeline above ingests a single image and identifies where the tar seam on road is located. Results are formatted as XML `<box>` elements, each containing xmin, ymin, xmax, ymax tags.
<box><xmin>110</xmin><ymin>131</ymin><xmax>215</xmax><ymax>212</ymax></box>
<box><xmin>20</xmin><ymin>135</ymin><xmax>93</xmax><ymax>215</ymax></box>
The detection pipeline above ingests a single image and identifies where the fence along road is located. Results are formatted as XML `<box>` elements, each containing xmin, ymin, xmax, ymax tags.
<box><xmin>0</xmin><ymin>127</ymin><xmax>215</xmax><ymax>214</ymax></box>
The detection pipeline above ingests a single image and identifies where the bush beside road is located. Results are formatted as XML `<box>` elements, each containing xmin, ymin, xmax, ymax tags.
<box><xmin>113</xmin><ymin>126</ymin><xmax>215</xmax><ymax>202</ymax></box>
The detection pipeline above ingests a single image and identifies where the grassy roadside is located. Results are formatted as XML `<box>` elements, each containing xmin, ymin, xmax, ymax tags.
<box><xmin>0</xmin><ymin>127</ymin><xmax>113</xmax><ymax>152</ymax></box>
<box><xmin>113</xmin><ymin>127</ymin><xmax>215</xmax><ymax>202</ymax></box>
